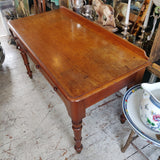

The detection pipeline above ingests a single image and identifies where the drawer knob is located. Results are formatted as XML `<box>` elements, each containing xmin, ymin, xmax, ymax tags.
<box><xmin>36</xmin><ymin>64</ymin><xmax>40</xmax><ymax>69</ymax></box>
<box><xmin>54</xmin><ymin>87</ymin><xmax>58</xmax><ymax>91</ymax></box>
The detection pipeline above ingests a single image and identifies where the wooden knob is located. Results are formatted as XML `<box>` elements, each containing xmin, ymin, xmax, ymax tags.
<box><xmin>54</xmin><ymin>87</ymin><xmax>58</xmax><ymax>91</ymax></box>
<box><xmin>36</xmin><ymin>64</ymin><xmax>40</xmax><ymax>69</ymax></box>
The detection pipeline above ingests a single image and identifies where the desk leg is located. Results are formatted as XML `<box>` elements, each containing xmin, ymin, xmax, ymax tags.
<box><xmin>72</xmin><ymin>120</ymin><xmax>83</xmax><ymax>153</ymax></box>
<box><xmin>20</xmin><ymin>51</ymin><xmax>32</xmax><ymax>78</ymax></box>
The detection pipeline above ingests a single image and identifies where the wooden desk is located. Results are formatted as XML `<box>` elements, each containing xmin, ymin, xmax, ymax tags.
<box><xmin>8</xmin><ymin>7</ymin><xmax>150</xmax><ymax>153</ymax></box>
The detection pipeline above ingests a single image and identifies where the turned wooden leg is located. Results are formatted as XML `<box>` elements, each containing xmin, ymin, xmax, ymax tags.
<box><xmin>120</xmin><ymin>112</ymin><xmax>126</xmax><ymax>124</ymax></box>
<box><xmin>20</xmin><ymin>51</ymin><xmax>32</xmax><ymax>78</ymax></box>
<box><xmin>121</xmin><ymin>130</ymin><xmax>135</xmax><ymax>152</ymax></box>
<box><xmin>72</xmin><ymin>120</ymin><xmax>83</xmax><ymax>153</ymax></box>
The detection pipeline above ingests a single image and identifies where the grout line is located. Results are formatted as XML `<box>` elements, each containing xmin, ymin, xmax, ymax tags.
<box><xmin>125</xmin><ymin>150</ymin><xmax>139</xmax><ymax>159</ymax></box>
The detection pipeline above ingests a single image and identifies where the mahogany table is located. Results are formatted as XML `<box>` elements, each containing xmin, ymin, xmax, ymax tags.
<box><xmin>8</xmin><ymin>7</ymin><xmax>150</xmax><ymax>153</ymax></box>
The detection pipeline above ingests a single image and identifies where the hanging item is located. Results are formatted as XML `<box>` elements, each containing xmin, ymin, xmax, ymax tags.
<box><xmin>14</xmin><ymin>0</ymin><xmax>30</xmax><ymax>17</ymax></box>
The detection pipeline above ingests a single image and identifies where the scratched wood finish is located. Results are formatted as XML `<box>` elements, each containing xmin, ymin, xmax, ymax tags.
<box><xmin>8</xmin><ymin>7</ymin><xmax>150</xmax><ymax>153</ymax></box>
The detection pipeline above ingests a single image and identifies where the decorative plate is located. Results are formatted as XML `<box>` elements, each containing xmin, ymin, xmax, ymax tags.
<box><xmin>122</xmin><ymin>84</ymin><xmax>160</xmax><ymax>147</ymax></box>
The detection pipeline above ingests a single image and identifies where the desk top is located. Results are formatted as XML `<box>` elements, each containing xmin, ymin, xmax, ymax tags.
<box><xmin>8</xmin><ymin>7</ymin><xmax>150</xmax><ymax>102</ymax></box>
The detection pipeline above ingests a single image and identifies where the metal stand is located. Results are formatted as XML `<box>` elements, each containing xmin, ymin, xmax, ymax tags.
<box><xmin>137</xmin><ymin>26</ymin><xmax>146</xmax><ymax>47</ymax></box>
<box><xmin>121</xmin><ymin>24</ymin><xmax>129</xmax><ymax>40</ymax></box>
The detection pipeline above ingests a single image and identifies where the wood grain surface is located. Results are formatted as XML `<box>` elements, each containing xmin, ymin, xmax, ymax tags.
<box><xmin>8</xmin><ymin>7</ymin><xmax>150</xmax><ymax>102</ymax></box>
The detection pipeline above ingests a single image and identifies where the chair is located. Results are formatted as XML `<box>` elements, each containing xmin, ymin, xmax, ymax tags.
<box><xmin>121</xmin><ymin>23</ymin><xmax>160</xmax><ymax>160</ymax></box>
<box><xmin>33</xmin><ymin>0</ymin><xmax>46</xmax><ymax>14</ymax></box>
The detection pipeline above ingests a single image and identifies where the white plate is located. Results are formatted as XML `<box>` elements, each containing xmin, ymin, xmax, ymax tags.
<box><xmin>122</xmin><ymin>84</ymin><xmax>160</xmax><ymax>147</ymax></box>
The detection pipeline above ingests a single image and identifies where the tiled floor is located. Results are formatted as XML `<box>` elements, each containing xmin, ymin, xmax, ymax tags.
<box><xmin>0</xmin><ymin>12</ymin><xmax>159</xmax><ymax>160</ymax></box>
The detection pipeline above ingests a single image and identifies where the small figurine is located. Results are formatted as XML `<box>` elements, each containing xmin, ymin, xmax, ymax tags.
<box><xmin>15</xmin><ymin>0</ymin><xmax>29</xmax><ymax>17</ymax></box>
<box><xmin>114</xmin><ymin>0</ymin><xmax>128</xmax><ymax>24</ymax></box>
<box><xmin>92</xmin><ymin>0</ymin><xmax>116</xmax><ymax>27</ymax></box>
<box><xmin>81</xmin><ymin>5</ymin><xmax>96</xmax><ymax>21</ymax></box>
<box><xmin>71</xmin><ymin>0</ymin><xmax>87</xmax><ymax>14</ymax></box>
